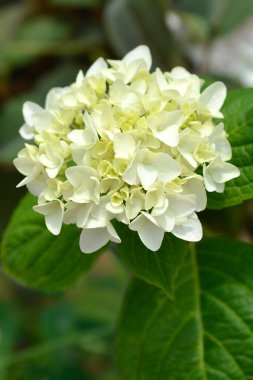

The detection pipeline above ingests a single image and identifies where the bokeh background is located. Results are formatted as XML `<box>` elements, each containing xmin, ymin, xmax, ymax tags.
<box><xmin>1</xmin><ymin>0</ymin><xmax>253</xmax><ymax>378</ymax></box>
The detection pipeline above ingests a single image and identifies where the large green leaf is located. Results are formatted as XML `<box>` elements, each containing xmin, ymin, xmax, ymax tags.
<box><xmin>1</xmin><ymin>194</ymin><xmax>100</xmax><ymax>292</ymax></box>
<box><xmin>117</xmin><ymin>237</ymin><xmax>253</xmax><ymax>379</ymax></box>
<box><xmin>208</xmin><ymin>88</ymin><xmax>253</xmax><ymax>209</ymax></box>
<box><xmin>116</xmin><ymin>224</ymin><xmax>187</xmax><ymax>298</ymax></box>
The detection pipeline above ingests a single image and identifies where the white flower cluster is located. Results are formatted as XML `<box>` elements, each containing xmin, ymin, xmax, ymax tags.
<box><xmin>14</xmin><ymin>46</ymin><xmax>240</xmax><ymax>252</ymax></box>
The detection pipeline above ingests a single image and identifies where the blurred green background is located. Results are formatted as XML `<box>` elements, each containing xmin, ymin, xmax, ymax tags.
<box><xmin>1</xmin><ymin>0</ymin><xmax>253</xmax><ymax>378</ymax></box>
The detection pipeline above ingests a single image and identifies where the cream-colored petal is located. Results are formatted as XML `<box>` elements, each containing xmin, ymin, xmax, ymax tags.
<box><xmin>86</xmin><ymin>57</ymin><xmax>107</xmax><ymax>77</ymax></box>
<box><xmin>199</xmin><ymin>82</ymin><xmax>227</xmax><ymax>117</ymax></box>
<box><xmin>113</xmin><ymin>133</ymin><xmax>135</xmax><ymax>159</ymax></box>
<box><xmin>23</xmin><ymin>101</ymin><xmax>43</xmax><ymax>126</ymax></box>
<box><xmin>33</xmin><ymin>200</ymin><xmax>64</xmax><ymax>235</ymax></box>
<box><xmin>129</xmin><ymin>212</ymin><xmax>164</xmax><ymax>251</ymax></box>
<box><xmin>172</xmin><ymin>213</ymin><xmax>202</xmax><ymax>242</ymax></box>
<box><xmin>137</xmin><ymin>163</ymin><xmax>157</xmax><ymax>190</ymax></box>
<box><xmin>123</xmin><ymin>45</ymin><xmax>152</xmax><ymax>70</ymax></box>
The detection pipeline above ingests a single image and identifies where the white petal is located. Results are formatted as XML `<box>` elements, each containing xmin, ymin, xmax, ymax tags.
<box><xmin>80</xmin><ymin>227</ymin><xmax>110</xmax><ymax>253</ymax></box>
<box><xmin>123</xmin><ymin>45</ymin><xmax>152</xmax><ymax>70</ymax></box>
<box><xmin>148</xmin><ymin>111</ymin><xmax>184</xmax><ymax>147</ymax></box>
<box><xmin>215</xmin><ymin>182</ymin><xmax>225</xmax><ymax>193</ymax></box>
<box><xmin>80</xmin><ymin>223</ymin><xmax>120</xmax><ymax>254</ymax></box>
<box><xmin>107</xmin><ymin>223</ymin><xmax>121</xmax><ymax>243</ymax></box>
<box><xmin>122</xmin><ymin>150</ymin><xmax>145</xmax><ymax>186</ymax></box>
<box><xmin>113</xmin><ymin>133</ymin><xmax>135</xmax><ymax>159</ymax></box>
<box><xmin>63</xmin><ymin>202</ymin><xmax>79</xmax><ymax>224</ymax></box>
<box><xmin>154</xmin><ymin>125</ymin><xmax>180</xmax><ymax>147</ymax></box>
<box><xmin>137</xmin><ymin>163</ymin><xmax>157</xmax><ymax>190</ymax></box>
<box><xmin>125</xmin><ymin>189</ymin><xmax>145</xmax><ymax>220</ymax></box>
<box><xmin>172</xmin><ymin>213</ymin><xmax>203</xmax><ymax>242</ymax></box>
<box><xmin>129</xmin><ymin>212</ymin><xmax>164</xmax><ymax>251</ymax></box>
<box><xmin>64</xmin><ymin>202</ymin><xmax>92</xmax><ymax>228</ymax></box>
<box><xmin>203</xmin><ymin>165</ymin><xmax>217</xmax><ymax>192</ymax></box>
<box><xmin>155</xmin><ymin>209</ymin><xmax>175</xmax><ymax>232</ymax></box>
<box><xmin>170</xmin><ymin>66</ymin><xmax>191</xmax><ymax>79</ymax></box>
<box><xmin>182</xmin><ymin>178</ymin><xmax>207</xmax><ymax>212</ymax></box>
<box><xmin>46</xmin><ymin>165</ymin><xmax>62</xmax><ymax>179</ymax></box>
<box><xmin>32</xmin><ymin>111</ymin><xmax>53</xmax><ymax>133</ymax></box>
<box><xmin>155</xmin><ymin>68</ymin><xmax>170</xmax><ymax>92</ymax></box>
<box><xmin>88</xmin><ymin>196</ymin><xmax>109</xmax><ymax>222</ymax></box>
<box><xmin>168</xmin><ymin>195</ymin><xmax>196</xmax><ymax>218</ymax></box>
<box><xmin>199</xmin><ymin>82</ymin><xmax>227</xmax><ymax>117</ymax></box>
<box><xmin>68</xmin><ymin>122</ymin><xmax>98</xmax><ymax>147</ymax></box>
<box><xmin>209</xmin><ymin>122</ymin><xmax>225</xmax><ymax>142</ymax></box>
<box><xmin>212</xmin><ymin>162</ymin><xmax>240</xmax><ymax>183</ymax></box>
<box><xmin>23</xmin><ymin>101</ymin><xmax>43</xmax><ymax>126</ymax></box>
<box><xmin>68</xmin><ymin>130</ymin><xmax>86</xmax><ymax>145</ymax></box>
<box><xmin>153</xmin><ymin>153</ymin><xmax>181</xmax><ymax>183</ymax></box>
<box><xmin>19</xmin><ymin>124</ymin><xmax>34</xmax><ymax>140</ymax></box>
<box><xmin>65</xmin><ymin>166</ymin><xmax>98</xmax><ymax>187</ymax></box>
<box><xmin>151</xmin><ymin>198</ymin><xmax>169</xmax><ymax>216</ymax></box>
<box><xmin>76</xmin><ymin>70</ymin><xmax>84</xmax><ymax>86</ymax></box>
<box><xmin>86</xmin><ymin>57</ymin><xmax>107</xmax><ymax>77</ymax></box>
<box><xmin>215</xmin><ymin>139</ymin><xmax>232</xmax><ymax>161</ymax></box>
<box><xmin>106</xmin><ymin>202</ymin><xmax>124</xmax><ymax>215</ymax></box>
<box><xmin>178</xmin><ymin>147</ymin><xmax>198</xmax><ymax>168</ymax></box>
<box><xmin>26</xmin><ymin>176</ymin><xmax>46</xmax><ymax>196</ymax></box>
<box><xmin>209</xmin><ymin>123</ymin><xmax>232</xmax><ymax>160</ymax></box>
<box><xmin>66</xmin><ymin>166</ymin><xmax>100</xmax><ymax>203</ymax></box>
<box><xmin>13</xmin><ymin>157</ymin><xmax>34</xmax><ymax>177</ymax></box>
<box><xmin>33</xmin><ymin>200</ymin><xmax>64</xmax><ymax>235</ymax></box>
<box><xmin>45</xmin><ymin>87</ymin><xmax>65</xmax><ymax>110</ymax></box>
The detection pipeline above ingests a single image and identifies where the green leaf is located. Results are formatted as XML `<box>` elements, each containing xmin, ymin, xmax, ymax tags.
<box><xmin>208</xmin><ymin>88</ymin><xmax>253</xmax><ymax>209</ymax></box>
<box><xmin>104</xmin><ymin>0</ymin><xmax>182</xmax><ymax>69</ymax></box>
<box><xmin>1</xmin><ymin>193</ymin><xmax>100</xmax><ymax>292</ymax></box>
<box><xmin>116</xmin><ymin>224</ymin><xmax>187</xmax><ymax>298</ymax></box>
<box><xmin>117</xmin><ymin>237</ymin><xmax>253</xmax><ymax>379</ymax></box>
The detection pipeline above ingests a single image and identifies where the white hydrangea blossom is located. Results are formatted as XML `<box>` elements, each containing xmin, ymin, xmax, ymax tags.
<box><xmin>14</xmin><ymin>45</ymin><xmax>240</xmax><ymax>253</ymax></box>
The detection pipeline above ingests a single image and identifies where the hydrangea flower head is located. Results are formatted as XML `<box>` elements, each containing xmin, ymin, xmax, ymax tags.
<box><xmin>14</xmin><ymin>46</ymin><xmax>240</xmax><ymax>252</ymax></box>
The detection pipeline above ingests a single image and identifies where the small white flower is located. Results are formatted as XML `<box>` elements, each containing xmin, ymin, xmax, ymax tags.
<box><xmin>14</xmin><ymin>145</ymin><xmax>44</xmax><ymax>187</ymax></box>
<box><xmin>123</xmin><ymin>149</ymin><xmax>181</xmax><ymax>190</ymax></box>
<box><xmin>106</xmin><ymin>45</ymin><xmax>152</xmax><ymax>83</ymax></box>
<box><xmin>63</xmin><ymin>201</ymin><xmax>92</xmax><ymax>228</ymax></box>
<box><xmin>203</xmin><ymin>157</ymin><xmax>240</xmax><ymax>192</ymax></box>
<box><xmin>65</xmin><ymin>166</ymin><xmax>100</xmax><ymax>204</ymax></box>
<box><xmin>148</xmin><ymin>110</ymin><xmax>184</xmax><ymax>147</ymax></box>
<box><xmin>19</xmin><ymin>102</ymin><xmax>44</xmax><ymax>140</ymax></box>
<box><xmin>68</xmin><ymin>112</ymin><xmax>98</xmax><ymax>149</ymax></box>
